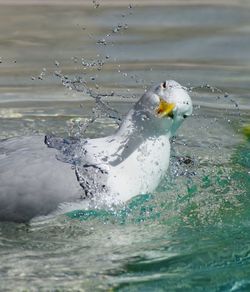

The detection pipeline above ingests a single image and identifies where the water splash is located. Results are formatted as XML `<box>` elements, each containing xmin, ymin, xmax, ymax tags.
<box><xmin>34</xmin><ymin>1</ymin><xmax>245</xmax><ymax>226</ymax></box>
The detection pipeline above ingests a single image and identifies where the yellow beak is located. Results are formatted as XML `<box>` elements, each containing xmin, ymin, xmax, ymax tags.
<box><xmin>156</xmin><ymin>98</ymin><xmax>175</xmax><ymax>118</ymax></box>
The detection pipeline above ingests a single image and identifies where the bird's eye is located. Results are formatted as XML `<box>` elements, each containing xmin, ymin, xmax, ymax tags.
<box><xmin>183</xmin><ymin>114</ymin><xmax>188</xmax><ymax>119</ymax></box>
<box><xmin>162</xmin><ymin>81</ymin><xmax>167</xmax><ymax>89</ymax></box>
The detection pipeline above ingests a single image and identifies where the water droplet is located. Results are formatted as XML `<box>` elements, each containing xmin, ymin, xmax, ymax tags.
<box><xmin>54</xmin><ymin>60</ymin><xmax>60</xmax><ymax>67</ymax></box>
<box><xmin>97</xmin><ymin>39</ymin><xmax>106</xmax><ymax>45</ymax></box>
<box><xmin>92</xmin><ymin>0</ymin><xmax>100</xmax><ymax>8</ymax></box>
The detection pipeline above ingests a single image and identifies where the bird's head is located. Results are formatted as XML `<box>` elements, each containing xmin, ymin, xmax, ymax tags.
<box><xmin>135</xmin><ymin>80</ymin><xmax>193</xmax><ymax>136</ymax></box>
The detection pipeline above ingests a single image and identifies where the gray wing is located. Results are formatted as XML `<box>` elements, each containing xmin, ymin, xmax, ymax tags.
<box><xmin>0</xmin><ymin>136</ymin><xmax>82</xmax><ymax>222</ymax></box>
<box><xmin>44</xmin><ymin>135</ymin><xmax>109</xmax><ymax>198</ymax></box>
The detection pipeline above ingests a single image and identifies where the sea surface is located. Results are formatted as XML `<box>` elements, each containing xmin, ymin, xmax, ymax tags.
<box><xmin>0</xmin><ymin>1</ymin><xmax>250</xmax><ymax>291</ymax></box>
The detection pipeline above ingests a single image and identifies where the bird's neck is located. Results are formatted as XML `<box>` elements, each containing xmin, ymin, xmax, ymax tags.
<box><xmin>115</xmin><ymin>109</ymin><xmax>136</xmax><ymax>139</ymax></box>
<box><xmin>116</xmin><ymin>109</ymin><xmax>172</xmax><ymax>140</ymax></box>
<box><xmin>108</xmin><ymin>109</ymin><xmax>171</xmax><ymax>167</ymax></box>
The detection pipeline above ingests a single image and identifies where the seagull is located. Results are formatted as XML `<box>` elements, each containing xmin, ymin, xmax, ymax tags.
<box><xmin>0</xmin><ymin>80</ymin><xmax>192</xmax><ymax>222</ymax></box>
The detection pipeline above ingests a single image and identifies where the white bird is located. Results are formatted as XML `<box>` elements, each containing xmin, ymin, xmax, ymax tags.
<box><xmin>0</xmin><ymin>80</ymin><xmax>192</xmax><ymax>222</ymax></box>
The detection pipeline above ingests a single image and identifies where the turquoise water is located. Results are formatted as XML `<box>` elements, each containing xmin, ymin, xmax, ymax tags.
<box><xmin>0</xmin><ymin>2</ymin><xmax>250</xmax><ymax>291</ymax></box>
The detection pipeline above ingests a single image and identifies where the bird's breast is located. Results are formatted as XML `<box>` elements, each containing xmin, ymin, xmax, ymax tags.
<box><xmin>106</xmin><ymin>135</ymin><xmax>170</xmax><ymax>202</ymax></box>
